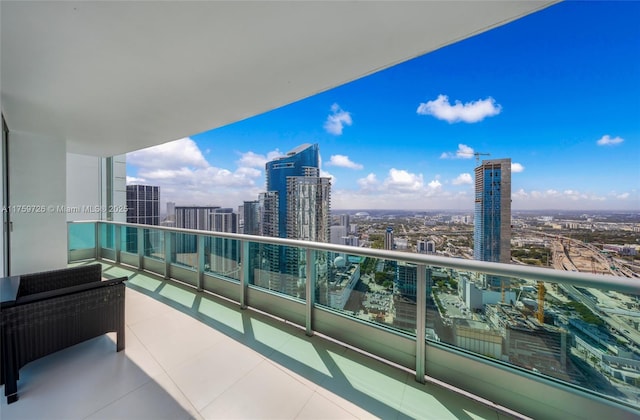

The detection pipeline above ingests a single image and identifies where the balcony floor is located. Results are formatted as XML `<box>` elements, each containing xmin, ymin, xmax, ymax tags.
<box><xmin>1</xmin><ymin>261</ymin><xmax>524</xmax><ymax>419</ymax></box>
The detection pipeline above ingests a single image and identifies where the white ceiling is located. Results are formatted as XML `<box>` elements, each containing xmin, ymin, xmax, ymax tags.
<box><xmin>1</xmin><ymin>1</ymin><xmax>558</xmax><ymax>157</ymax></box>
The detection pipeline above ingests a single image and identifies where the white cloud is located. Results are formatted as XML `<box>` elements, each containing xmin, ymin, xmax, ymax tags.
<box><xmin>417</xmin><ymin>95</ymin><xmax>502</xmax><ymax>123</ymax></box>
<box><xmin>511</xmin><ymin>188</ymin><xmax>618</xmax><ymax>210</ymax></box>
<box><xmin>383</xmin><ymin>169</ymin><xmax>424</xmax><ymax>192</ymax></box>
<box><xmin>126</xmin><ymin>176</ymin><xmax>146</xmax><ymax>184</ymax></box>
<box><xmin>127</xmin><ymin>137</ymin><xmax>208</xmax><ymax>169</ymax></box>
<box><xmin>452</xmin><ymin>173</ymin><xmax>472</xmax><ymax>185</ymax></box>
<box><xmin>441</xmin><ymin>144</ymin><xmax>475</xmax><ymax>159</ymax></box>
<box><xmin>511</xmin><ymin>162</ymin><xmax>525</xmax><ymax>173</ymax></box>
<box><xmin>127</xmin><ymin>139</ymin><xmax>266</xmax><ymax>208</ymax></box>
<box><xmin>357</xmin><ymin>173</ymin><xmax>379</xmax><ymax>191</ymax></box>
<box><xmin>596</xmin><ymin>135</ymin><xmax>624</xmax><ymax>146</ymax></box>
<box><xmin>236</xmin><ymin>149</ymin><xmax>282</xmax><ymax>168</ymax></box>
<box><xmin>326</xmin><ymin>154</ymin><xmax>363</xmax><ymax>170</ymax></box>
<box><xmin>235</xmin><ymin>167</ymin><xmax>262</xmax><ymax>178</ymax></box>
<box><xmin>427</xmin><ymin>179</ymin><xmax>442</xmax><ymax>191</ymax></box>
<box><xmin>324</xmin><ymin>103</ymin><xmax>352</xmax><ymax>135</ymax></box>
<box><xmin>331</xmin><ymin>182</ymin><xmax>468</xmax><ymax>210</ymax></box>
<box><xmin>333</xmin><ymin>176</ymin><xmax>638</xmax><ymax>211</ymax></box>
<box><xmin>513</xmin><ymin>188</ymin><xmax>529</xmax><ymax>199</ymax></box>
<box><xmin>563</xmin><ymin>190</ymin><xmax>584</xmax><ymax>201</ymax></box>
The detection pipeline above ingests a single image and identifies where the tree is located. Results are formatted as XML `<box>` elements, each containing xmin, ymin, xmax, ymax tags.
<box><xmin>369</xmin><ymin>234</ymin><xmax>384</xmax><ymax>249</ymax></box>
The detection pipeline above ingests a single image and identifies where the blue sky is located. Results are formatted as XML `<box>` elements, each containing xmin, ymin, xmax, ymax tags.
<box><xmin>127</xmin><ymin>1</ymin><xmax>640</xmax><ymax>212</ymax></box>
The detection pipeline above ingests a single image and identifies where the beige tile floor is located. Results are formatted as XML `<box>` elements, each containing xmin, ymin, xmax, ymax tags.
<box><xmin>1</xmin><ymin>262</ymin><xmax>525</xmax><ymax>419</ymax></box>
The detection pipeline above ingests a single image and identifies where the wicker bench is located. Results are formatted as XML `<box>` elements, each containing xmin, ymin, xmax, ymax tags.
<box><xmin>0</xmin><ymin>264</ymin><xmax>126</xmax><ymax>404</ymax></box>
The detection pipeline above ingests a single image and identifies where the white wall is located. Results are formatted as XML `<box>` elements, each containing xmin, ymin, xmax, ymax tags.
<box><xmin>9</xmin><ymin>131</ymin><xmax>67</xmax><ymax>274</ymax></box>
<box><xmin>66</xmin><ymin>153</ymin><xmax>101</xmax><ymax>221</ymax></box>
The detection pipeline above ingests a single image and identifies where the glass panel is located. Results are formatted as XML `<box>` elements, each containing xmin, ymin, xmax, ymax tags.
<box><xmin>247</xmin><ymin>242</ymin><xmax>306</xmax><ymax>301</ymax></box>
<box><xmin>171</xmin><ymin>232</ymin><xmax>197</xmax><ymax>269</ymax></box>
<box><xmin>143</xmin><ymin>228</ymin><xmax>164</xmax><ymax>261</ymax></box>
<box><xmin>204</xmin><ymin>236</ymin><xmax>240</xmax><ymax>282</ymax></box>
<box><xmin>122</xmin><ymin>226</ymin><xmax>138</xmax><ymax>253</ymax></box>
<box><xmin>425</xmin><ymin>268</ymin><xmax>640</xmax><ymax>409</ymax></box>
<box><xmin>315</xmin><ymin>253</ymin><xmax>415</xmax><ymax>335</ymax></box>
<box><xmin>99</xmin><ymin>223</ymin><xmax>116</xmax><ymax>250</ymax></box>
<box><xmin>68</xmin><ymin>222</ymin><xmax>95</xmax><ymax>250</ymax></box>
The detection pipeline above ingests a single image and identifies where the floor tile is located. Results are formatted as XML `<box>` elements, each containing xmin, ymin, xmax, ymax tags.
<box><xmin>315</xmin><ymin>348</ymin><xmax>409</xmax><ymax>418</ymax></box>
<box><xmin>295</xmin><ymin>392</ymin><xmax>359</xmax><ymax>419</ymax></box>
<box><xmin>85</xmin><ymin>373</ymin><xmax>198</xmax><ymax>420</ymax></box>
<box><xmin>199</xmin><ymin>360</ymin><xmax>315</xmax><ymax>419</ymax></box>
<box><xmin>167</xmin><ymin>338</ymin><xmax>265</xmax><ymax>410</ymax></box>
<box><xmin>0</xmin><ymin>336</ymin><xmax>152</xmax><ymax>419</ymax></box>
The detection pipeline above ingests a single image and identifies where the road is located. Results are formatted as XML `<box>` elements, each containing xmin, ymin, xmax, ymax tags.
<box><xmin>551</xmin><ymin>240</ymin><xmax>640</xmax><ymax>350</ymax></box>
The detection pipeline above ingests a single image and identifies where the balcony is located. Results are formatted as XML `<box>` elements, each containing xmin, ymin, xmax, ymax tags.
<box><xmin>2</xmin><ymin>260</ymin><xmax>520</xmax><ymax>420</ymax></box>
<box><xmin>2</xmin><ymin>2</ymin><xmax>637</xmax><ymax>418</ymax></box>
<box><xmin>5</xmin><ymin>221</ymin><xmax>637</xmax><ymax>419</ymax></box>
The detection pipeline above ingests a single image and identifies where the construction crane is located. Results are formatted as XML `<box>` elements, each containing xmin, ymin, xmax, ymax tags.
<box><xmin>447</xmin><ymin>150</ymin><xmax>490</xmax><ymax>165</ymax></box>
<box><xmin>473</xmin><ymin>152</ymin><xmax>490</xmax><ymax>165</ymax></box>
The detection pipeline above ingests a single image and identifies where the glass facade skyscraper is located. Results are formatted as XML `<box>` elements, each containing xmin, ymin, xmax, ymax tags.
<box><xmin>125</xmin><ymin>184</ymin><xmax>160</xmax><ymax>253</ymax></box>
<box><xmin>126</xmin><ymin>185</ymin><xmax>160</xmax><ymax>226</ymax></box>
<box><xmin>243</xmin><ymin>200</ymin><xmax>260</xmax><ymax>235</ymax></box>
<box><xmin>264</xmin><ymin>143</ymin><xmax>320</xmax><ymax>239</ymax></box>
<box><xmin>256</xmin><ymin>143</ymin><xmax>331</xmax><ymax>297</ymax></box>
<box><xmin>474</xmin><ymin>158</ymin><xmax>511</xmax><ymax>288</ymax></box>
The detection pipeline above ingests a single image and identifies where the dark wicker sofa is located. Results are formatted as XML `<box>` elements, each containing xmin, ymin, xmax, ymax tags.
<box><xmin>0</xmin><ymin>264</ymin><xmax>126</xmax><ymax>403</ymax></box>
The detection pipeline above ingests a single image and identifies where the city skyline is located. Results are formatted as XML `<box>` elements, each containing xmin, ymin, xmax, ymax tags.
<box><xmin>126</xmin><ymin>1</ymin><xmax>639</xmax><ymax>212</ymax></box>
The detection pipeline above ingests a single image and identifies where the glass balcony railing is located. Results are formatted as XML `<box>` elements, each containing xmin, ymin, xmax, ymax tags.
<box><xmin>68</xmin><ymin>221</ymin><xmax>640</xmax><ymax>417</ymax></box>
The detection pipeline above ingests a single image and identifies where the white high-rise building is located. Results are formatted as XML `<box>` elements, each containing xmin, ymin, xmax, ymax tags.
<box><xmin>286</xmin><ymin>176</ymin><xmax>331</xmax><ymax>243</ymax></box>
<box><xmin>330</xmin><ymin>225</ymin><xmax>347</xmax><ymax>245</ymax></box>
<box><xmin>384</xmin><ymin>227</ymin><xmax>394</xmax><ymax>250</ymax></box>
<box><xmin>339</xmin><ymin>214</ymin><xmax>350</xmax><ymax>231</ymax></box>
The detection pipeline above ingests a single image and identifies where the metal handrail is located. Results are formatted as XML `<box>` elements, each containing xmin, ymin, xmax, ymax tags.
<box><xmin>69</xmin><ymin>220</ymin><xmax>639</xmax><ymax>294</ymax></box>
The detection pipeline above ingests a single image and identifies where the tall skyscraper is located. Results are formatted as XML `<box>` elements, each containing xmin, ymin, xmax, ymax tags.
<box><xmin>125</xmin><ymin>185</ymin><xmax>160</xmax><ymax>253</ymax></box>
<box><xmin>258</xmin><ymin>192</ymin><xmax>279</xmax><ymax>237</ymax></box>
<box><xmin>212</xmin><ymin>208</ymin><xmax>238</xmax><ymax>233</ymax></box>
<box><xmin>210</xmin><ymin>208</ymin><xmax>239</xmax><ymax>276</ymax></box>
<box><xmin>384</xmin><ymin>226</ymin><xmax>394</xmax><ymax>250</ymax></box>
<box><xmin>166</xmin><ymin>202</ymin><xmax>176</xmax><ymax>220</ymax></box>
<box><xmin>126</xmin><ymin>185</ymin><xmax>160</xmax><ymax>225</ymax></box>
<box><xmin>285</xmin><ymin>176</ymin><xmax>331</xmax><ymax>242</ymax></box>
<box><xmin>256</xmin><ymin>143</ymin><xmax>331</xmax><ymax>296</ymax></box>
<box><xmin>264</xmin><ymin>143</ymin><xmax>321</xmax><ymax>239</ymax></box>
<box><xmin>330</xmin><ymin>225</ymin><xmax>347</xmax><ymax>245</ymax></box>
<box><xmin>243</xmin><ymin>200</ymin><xmax>260</xmax><ymax>235</ymax></box>
<box><xmin>339</xmin><ymin>214</ymin><xmax>350</xmax><ymax>231</ymax></box>
<box><xmin>174</xmin><ymin>206</ymin><xmax>219</xmax><ymax>253</ymax></box>
<box><xmin>175</xmin><ymin>206</ymin><xmax>220</xmax><ymax>231</ymax></box>
<box><xmin>474</xmin><ymin>158</ymin><xmax>511</xmax><ymax>288</ymax></box>
<box><xmin>160</xmin><ymin>201</ymin><xmax>176</xmax><ymax>227</ymax></box>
